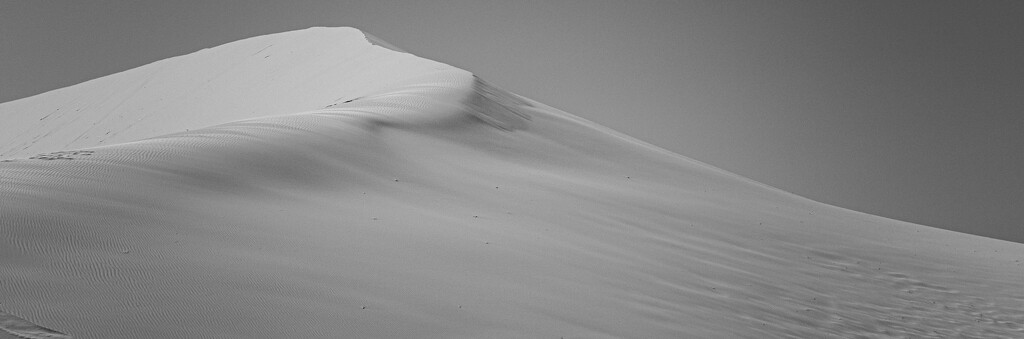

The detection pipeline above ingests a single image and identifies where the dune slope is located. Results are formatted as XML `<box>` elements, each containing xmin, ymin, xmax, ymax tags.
<box><xmin>1</xmin><ymin>27</ymin><xmax>1022</xmax><ymax>339</ymax></box>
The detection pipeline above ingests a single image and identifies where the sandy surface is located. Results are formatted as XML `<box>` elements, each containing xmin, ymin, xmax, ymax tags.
<box><xmin>2</xmin><ymin>27</ymin><xmax>1022</xmax><ymax>338</ymax></box>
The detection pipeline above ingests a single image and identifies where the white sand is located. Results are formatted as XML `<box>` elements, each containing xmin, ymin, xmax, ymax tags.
<box><xmin>1</xmin><ymin>27</ymin><xmax>1022</xmax><ymax>338</ymax></box>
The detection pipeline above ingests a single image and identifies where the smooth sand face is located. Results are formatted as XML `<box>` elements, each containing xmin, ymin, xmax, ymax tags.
<box><xmin>2</xmin><ymin>27</ymin><xmax>1023</xmax><ymax>338</ymax></box>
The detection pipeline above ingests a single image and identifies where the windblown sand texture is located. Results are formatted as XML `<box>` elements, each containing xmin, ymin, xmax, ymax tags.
<box><xmin>2</xmin><ymin>27</ymin><xmax>1022</xmax><ymax>338</ymax></box>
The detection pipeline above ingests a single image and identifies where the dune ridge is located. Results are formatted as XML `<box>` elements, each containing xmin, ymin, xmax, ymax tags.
<box><xmin>0</xmin><ymin>27</ymin><xmax>452</xmax><ymax>160</ymax></box>
<box><xmin>0</xmin><ymin>308</ymin><xmax>71</xmax><ymax>339</ymax></box>
<box><xmin>2</xmin><ymin>27</ymin><xmax>1023</xmax><ymax>338</ymax></box>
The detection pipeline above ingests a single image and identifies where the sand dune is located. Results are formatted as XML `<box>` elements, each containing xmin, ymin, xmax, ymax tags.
<box><xmin>1</xmin><ymin>27</ymin><xmax>1022</xmax><ymax>338</ymax></box>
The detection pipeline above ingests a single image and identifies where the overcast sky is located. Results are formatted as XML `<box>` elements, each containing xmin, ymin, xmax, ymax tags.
<box><xmin>2</xmin><ymin>1</ymin><xmax>1022</xmax><ymax>243</ymax></box>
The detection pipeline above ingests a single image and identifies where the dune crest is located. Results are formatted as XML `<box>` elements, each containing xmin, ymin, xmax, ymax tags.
<box><xmin>0</xmin><ymin>309</ymin><xmax>71</xmax><ymax>339</ymax></box>
<box><xmin>0</xmin><ymin>27</ymin><xmax>453</xmax><ymax>160</ymax></box>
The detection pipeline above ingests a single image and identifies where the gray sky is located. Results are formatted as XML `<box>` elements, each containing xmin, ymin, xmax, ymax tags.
<box><xmin>2</xmin><ymin>1</ymin><xmax>1022</xmax><ymax>243</ymax></box>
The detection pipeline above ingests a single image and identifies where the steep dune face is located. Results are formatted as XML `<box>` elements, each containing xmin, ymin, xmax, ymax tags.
<box><xmin>2</xmin><ymin>28</ymin><xmax>1023</xmax><ymax>338</ymax></box>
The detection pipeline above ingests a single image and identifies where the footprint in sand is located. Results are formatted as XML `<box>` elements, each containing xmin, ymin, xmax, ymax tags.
<box><xmin>28</xmin><ymin>150</ymin><xmax>95</xmax><ymax>161</ymax></box>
